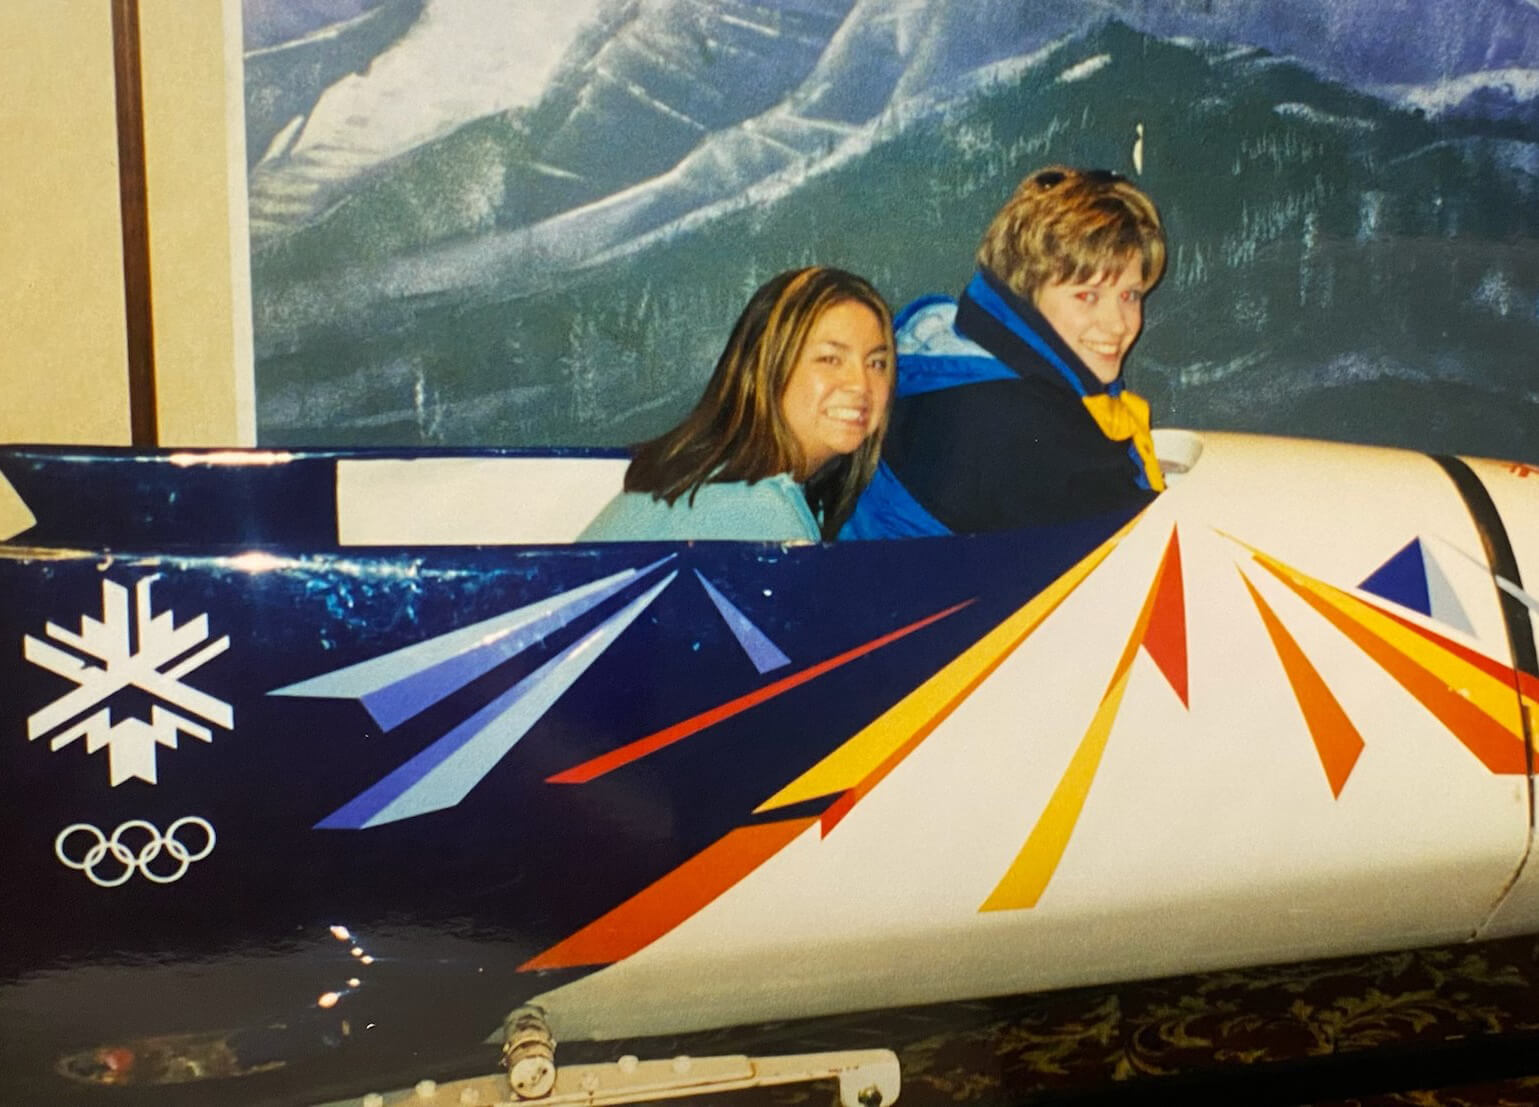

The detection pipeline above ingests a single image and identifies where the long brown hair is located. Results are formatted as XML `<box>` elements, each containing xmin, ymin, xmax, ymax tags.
<box><xmin>624</xmin><ymin>267</ymin><xmax>894</xmax><ymax>539</ymax></box>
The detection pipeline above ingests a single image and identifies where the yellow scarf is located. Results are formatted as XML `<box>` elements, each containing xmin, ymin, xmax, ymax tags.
<box><xmin>1082</xmin><ymin>390</ymin><xmax>1165</xmax><ymax>493</ymax></box>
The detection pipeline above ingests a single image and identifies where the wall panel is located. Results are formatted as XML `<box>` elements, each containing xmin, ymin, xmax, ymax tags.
<box><xmin>0</xmin><ymin>0</ymin><xmax>131</xmax><ymax>445</ymax></box>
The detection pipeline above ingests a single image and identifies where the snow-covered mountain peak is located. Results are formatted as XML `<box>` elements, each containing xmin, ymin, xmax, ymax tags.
<box><xmin>1389</xmin><ymin>66</ymin><xmax>1539</xmax><ymax>116</ymax></box>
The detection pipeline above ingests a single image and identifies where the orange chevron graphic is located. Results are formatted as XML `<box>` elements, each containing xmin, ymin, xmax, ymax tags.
<box><xmin>1142</xmin><ymin>528</ymin><xmax>1189</xmax><ymax>707</ymax></box>
<box><xmin>522</xmin><ymin>818</ymin><xmax>817</xmax><ymax>970</ymax></box>
<box><xmin>1239</xmin><ymin>570</ymin><xmax>1365</xmax><ymax>797</ymax></box>
<box><xmin>1246</xmin><ymin>547</ymin><xmax>1527</xmax><ymax>775</ymax></box>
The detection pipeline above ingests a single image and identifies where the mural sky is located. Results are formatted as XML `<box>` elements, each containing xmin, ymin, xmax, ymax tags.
<box><xmin>244</xmin><ymin>0</ymin><xmax>1539</xmax><ymax>463</ymax></box>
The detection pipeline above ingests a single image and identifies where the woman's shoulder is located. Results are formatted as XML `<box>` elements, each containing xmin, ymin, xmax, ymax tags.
<box><xmin>579</xmin><ymin>475</ymin><xmax>820</xmax><ymax>543</ymax></box>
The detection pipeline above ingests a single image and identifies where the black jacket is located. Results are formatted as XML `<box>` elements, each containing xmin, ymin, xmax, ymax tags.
<box><xmin>880</xmin><ymin>270</ymin><xmax>1157</xmax><ymax>533</ymax></box>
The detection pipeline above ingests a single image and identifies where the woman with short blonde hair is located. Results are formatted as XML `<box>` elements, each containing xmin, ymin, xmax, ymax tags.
<box><xmin>842</xmin><ymin>166</ymin><xmax>1169</xmax><ymax>539</ymax></box>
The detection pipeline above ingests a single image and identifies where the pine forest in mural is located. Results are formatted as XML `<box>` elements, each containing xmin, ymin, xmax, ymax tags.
<box><xmin>244</xmin><ymin>0</ymin><xmax>1539</xmax><ymax>463</ymax></box>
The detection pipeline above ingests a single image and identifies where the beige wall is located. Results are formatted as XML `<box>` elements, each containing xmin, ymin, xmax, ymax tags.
<box><xmin>0</xmin><ymin>0</ymin><xmax>251</xmax><ymax>447</ymax></box>
<box><xmin>1</xmin><ymin>0</ymin><xmax>131</xmax><ymax>445</ymax></box>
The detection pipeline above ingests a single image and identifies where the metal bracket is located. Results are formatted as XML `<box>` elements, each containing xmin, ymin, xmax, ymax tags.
<box><xmin>315</xmin><ymin>1046</ymin><xmax>900</xmax><ymax>1107</ymax></box>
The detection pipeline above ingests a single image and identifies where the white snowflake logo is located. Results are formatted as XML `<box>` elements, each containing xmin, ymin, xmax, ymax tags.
<box><xmin>24</xmin><ymin>575</ymin><xmax>232</xmax><ymax>785</ymax></box>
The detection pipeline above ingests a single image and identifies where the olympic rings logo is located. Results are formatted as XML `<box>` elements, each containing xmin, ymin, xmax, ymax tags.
<box><xmin>55</xmin><ymin>817</ymin><xmax>216</xmax><ymax>888</ymax></box>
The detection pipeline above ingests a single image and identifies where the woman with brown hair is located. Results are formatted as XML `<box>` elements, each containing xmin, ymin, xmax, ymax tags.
<box><xmin>581</xmin><ymin>267</ymin><xmax>894</xmax><ymax>542</ymax></box>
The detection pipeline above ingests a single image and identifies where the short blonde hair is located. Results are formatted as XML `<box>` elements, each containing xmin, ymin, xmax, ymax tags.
<box><xmin>976</xmin><ymin>166</ymin><xmax>1166</xmax><ymax>302</ymax></box>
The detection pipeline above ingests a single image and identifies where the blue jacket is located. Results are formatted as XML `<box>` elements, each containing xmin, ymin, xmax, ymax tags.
<box><xmin>842</xmin><ymin>271</ymin><xmax>1158</xmax><ymax>539</ymax></box>
<box><xmin>581</xmin><ymin>473</ymin><xmax>820</xmax><ymax>542</ymax></box>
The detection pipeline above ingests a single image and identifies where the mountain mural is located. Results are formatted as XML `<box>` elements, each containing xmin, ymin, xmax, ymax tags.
<box><xmin>245</xmin><ymin>0</ymin><xmax>1539</xmax><ymax>463</ymax></box>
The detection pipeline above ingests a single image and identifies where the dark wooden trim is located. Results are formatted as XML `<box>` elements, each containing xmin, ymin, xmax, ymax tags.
<box><xmin>111</xmin><ymin>0</ymin><xmax>157</xmax><ymax>446</ymax></box>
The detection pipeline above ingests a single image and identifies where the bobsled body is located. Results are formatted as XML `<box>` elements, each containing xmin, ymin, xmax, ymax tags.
<box><xmin>1</xmin><ymin>430</ymin><xmax>1536</xmax><ymax>1104</ymax></box>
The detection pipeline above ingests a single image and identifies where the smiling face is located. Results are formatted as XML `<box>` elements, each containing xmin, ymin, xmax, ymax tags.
<box><xmin>779</xmin><ymin>299</ymin><xmax>892</xmax><ymax>478</ymax></box>
<box><xmin>1031</xmin><ymin>255</ymin><xmax>1148</xmax><ymax>385</ymax></box>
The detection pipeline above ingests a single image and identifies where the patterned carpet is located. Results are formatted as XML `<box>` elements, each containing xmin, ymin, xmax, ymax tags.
<box><xmin>884</xmin><ymin>938</ymin><xmax>1539</xmax><ymax>1106</ymax></box>
<box><xmin>574</xmin><ymin>933</ymin><xmax>1539</xmax><ymax>1107</ymax></box>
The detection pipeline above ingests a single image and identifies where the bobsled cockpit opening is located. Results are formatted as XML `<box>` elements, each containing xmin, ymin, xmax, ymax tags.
<box><xmin>336</xmin><ymin>454</ymin><xmax>629</xmax><ymax>547</ymax></box>
<box><xmin>0</xmin><ymin>434</ymin><xmax>1205</xmax><ymax>553</ymax></box>
<box><xmin>0</xmin><ymin>446</ymin><xmax>634</xmax><ymax>553</ymax></box>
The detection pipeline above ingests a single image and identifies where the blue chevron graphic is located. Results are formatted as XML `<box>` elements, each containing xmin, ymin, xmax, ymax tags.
<box><xmin>694</xmin><ymin>570</ymin><xmax>790</xmax><ymax>674</ymax></box>
<box><xmin>1359</xmin><ymin>538</ymin><xmax>1473</xmax><ymax>635</ymax></box>
<box><xmin>271</xmin><ymin>555</ymin><xmax>674</xmax><ymax>730</ymax></box>
<box><xmin>315</xmin><ymin>572</ymin><xmax>678</xmax><ymax>828</ymax></box>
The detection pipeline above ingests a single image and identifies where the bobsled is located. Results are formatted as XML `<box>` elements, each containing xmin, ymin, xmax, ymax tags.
<box><xmin>1</xmin><ymin>429</ymin><xmax>1537</xmax><ymax>1106</ymax></box>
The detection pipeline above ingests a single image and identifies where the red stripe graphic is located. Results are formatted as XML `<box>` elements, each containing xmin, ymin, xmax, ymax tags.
<box><xmin>548</xmin><ymin>601</ymin><xmax>974</xmax><ymax>784</ymax></box>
